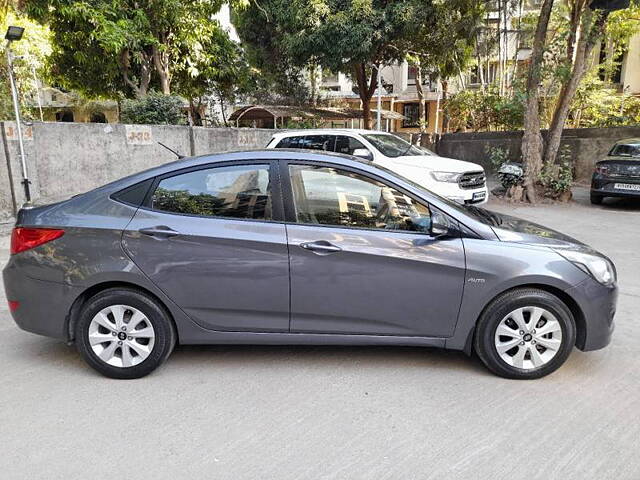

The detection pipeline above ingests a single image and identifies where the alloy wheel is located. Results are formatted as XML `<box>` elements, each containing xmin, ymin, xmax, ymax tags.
<box><xmin>88</xmin><ymin>304</ymin><xmax>155</xmax><ymax>368</ymax></box>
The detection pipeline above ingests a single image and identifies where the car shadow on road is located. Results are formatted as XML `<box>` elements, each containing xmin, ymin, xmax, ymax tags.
<box><xmin>169</xmin><ymin>344</ymin><xmax>492</xmax><ymax>377</ymax></box>
<box><xmin>572</xmin><ymin>186</ymin><xmax>640</xmax><ymax>211</ymax></box>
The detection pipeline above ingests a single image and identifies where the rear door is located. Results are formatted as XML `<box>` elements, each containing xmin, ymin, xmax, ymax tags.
<box><xmin>122</xmin><ymin>160</ymin><xmax>290</xmax><ymax>332</ymax></box>
<box><xmin>281</xmin><ymin>161</ymin><xmax>466</xmax><ymax>337</ymax></box>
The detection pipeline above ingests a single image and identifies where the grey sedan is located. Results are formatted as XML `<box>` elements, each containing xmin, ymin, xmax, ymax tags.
<box><xmin>3</xmin><ymin>150</ymin><xmax>617</xmax><ymax>379</ymax></box>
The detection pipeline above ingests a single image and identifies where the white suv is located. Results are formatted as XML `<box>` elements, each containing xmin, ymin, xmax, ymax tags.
<box><xmin>267</xmin><ymin>129</ymin><xmax>488</xmax><ymax>204</ymax></box>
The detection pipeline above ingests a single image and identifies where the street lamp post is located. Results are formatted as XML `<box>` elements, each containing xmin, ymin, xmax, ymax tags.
<box><xmin>5</xmin><ymin>25</ymin><xmax>31</xmax><ymax>203</ymax></box>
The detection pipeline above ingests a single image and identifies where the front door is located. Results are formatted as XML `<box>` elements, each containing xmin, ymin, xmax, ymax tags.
<box><xmin>122</xmin><ymin>161</ymin><xmax>290</xmax><ymax>332</ymax></box>
<box><xmin>283</xmin><ymin>162</ymin><xmax>466</xmax><ymax>337</ymax></box>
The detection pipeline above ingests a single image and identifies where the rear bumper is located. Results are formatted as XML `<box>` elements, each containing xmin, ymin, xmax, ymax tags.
<box><xmin>2</xmin><ymin>258</ymin><xmax>80</xmax><ymax>340</ymax></box>
<box><xmin>565</xmin><ymin>277</ymin><xmax>617</xmax><ymax>351</ymax></box>
<box><xmin>591</xmin><ymin>175</ymin><xmax>640</xmax><ymax>198</ymax></box>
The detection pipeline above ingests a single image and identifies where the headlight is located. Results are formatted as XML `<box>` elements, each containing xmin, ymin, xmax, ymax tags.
<box><xmin>431</xmin><ymin>171</ymin><xmax>461</xmax><ymax>183</ymax></box>
<box><xmin>556</xmin><ymin>249</ymin><xmax>616</xmax><ymax>286</ymax></box>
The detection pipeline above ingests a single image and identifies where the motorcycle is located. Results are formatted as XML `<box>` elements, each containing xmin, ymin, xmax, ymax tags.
<box><xmin>497</xmin><ymin>162</ymin><xmax>524</xmax><ymax>189</ymax></box>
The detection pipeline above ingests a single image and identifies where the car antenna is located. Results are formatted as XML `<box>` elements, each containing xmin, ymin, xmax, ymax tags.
<box><xmin>158</xmin><ymin>142</ymin><xmax>185</xmax><ymax>159</ymax></box>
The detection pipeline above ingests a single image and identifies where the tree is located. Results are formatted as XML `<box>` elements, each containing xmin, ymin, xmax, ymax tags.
<box><xmin>234</xmin><ymin>0</ymin><xmax>485</xmax><ymax>129</ymax></box>
<box><xmin>26</xmin><ymin>0</ymin><xmax>231</xmax><ymax>99</ymax></box>
<box><xmin>407</xmin><ymin>0</ymin><xmax>484</xmax><ymax>134</ymax></box>
<box><xmin>519</xmin><ymin>0</ymin><xmax>636</xmax><ymax>202</ymax></box>
<box><xmin>1</xmin><ymin>9</ymin><xmax>51</xmax><ymax>121</ymax></box>
<box><xmin>519</xmin><ymin>0</ymin><xmax>555</xmax><ymax>203</ymax></box>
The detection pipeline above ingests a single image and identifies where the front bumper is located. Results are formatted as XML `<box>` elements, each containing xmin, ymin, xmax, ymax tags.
<box><xmin>3</xmin><ymin>258</ymin><xmax>81</xmax><ymax>340</ymax></box>
<box><xmin>436</xmin><ymin>183</ymin><xmax>489</xmax><ymax>205</ymax></box>
<box><xmin>565</xmin><ymin>276</ymin><xmax>617</xmax><ymax>351</ymax></box>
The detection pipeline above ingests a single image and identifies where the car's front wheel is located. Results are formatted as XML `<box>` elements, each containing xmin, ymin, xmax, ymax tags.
<box><xmin>590</xmin><ymin>192</ymin><xmax>604</xmax><ymax>205</ymax></box>
<box><xmin>474</xmin><ymin>288</ymin><xmax>576</xmax><ymax>379</ymax></box>
<box><xmin>75</xmin><ymin>288</ymin><xmax>176</xmax><ymax>379</ymax></box>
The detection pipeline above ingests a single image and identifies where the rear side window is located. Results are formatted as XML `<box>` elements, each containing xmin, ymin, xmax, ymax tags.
<box><xmin>151</xmin><ymin>164</ymin><xmax>272</xmax><ymax>220</ymax></box>
<box><xmin>304</xmin><ymin>135</ymin><xmax>336</xmax><ymax>151</ymax></box>
<box><xmin>112</xmin><ymin>178</ymin><xmax>154</xmax><ymax>206</ymax></box>
<box><xmin>276</xmin><ymin>136</ymin><xmax>306</xmax><ymax>149</ymax></box>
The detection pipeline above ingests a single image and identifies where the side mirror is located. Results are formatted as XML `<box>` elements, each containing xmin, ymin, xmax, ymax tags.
<box><xmin>430</xmin><ymin>211</ymin><xmax>451</xmax><ymax>238</ymax></box>
<box><xmin>352</xmin><ymin>148</ymin><xmax>373</xmax><ymax>161</ymax></box>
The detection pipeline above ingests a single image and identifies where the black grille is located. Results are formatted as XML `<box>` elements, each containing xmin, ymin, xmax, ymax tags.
<box><xmin>459</xmin><ymin>171</ymin><xmax>486</xmax><ymax>189</ymax></box>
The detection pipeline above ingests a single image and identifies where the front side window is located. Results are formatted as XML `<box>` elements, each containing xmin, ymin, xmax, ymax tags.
<box><xmin>151</xmin><ymin>164</ymin><xmax>272</xmax><ymax>220</ymax></box>
<box><xmin>289</xmin><ymin>165</ymin><xmax>430</xmax><ymax>232</ymax></box>
<box><xmin>304</xmin><ymin>135</ymin><xmax>336</xmax><ymax>151</ymax></box>
<box><xmin>335</xmin><ymin>135</ymin><xmax>367</xmax><ymax>155</ymax></box>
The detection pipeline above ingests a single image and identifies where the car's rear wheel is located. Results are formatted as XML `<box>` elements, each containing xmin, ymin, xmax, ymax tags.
<box><xmin>75</xmin><ymin>288</ymin><xmax>176</xmax><ymax>379</ymax></box>
<box><xmin>590</xmin><ymin>193</ymin><xmax>604</xmax><ymax>205</ymax></box>
<box><xmin>474</xmin><ymin>288</ymin><xmax>576</xmax><ymax>380</ymax></box>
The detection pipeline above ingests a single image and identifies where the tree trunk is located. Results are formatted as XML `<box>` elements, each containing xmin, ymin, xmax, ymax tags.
<box><xmin>519</xmin><ymin>0</ymin><xmax>555</xmax><ymax>203</ymax></box>
<box><xmin>152</xmin><ymin>44</ymin><xmax>171</xmax><ymax>95</ymax></box>
<box><xmin>309</xmin><ymin>63</ymin><xmax>318</xmax><ymax>106</ymax></box>
<box><xmin>441</xmin><ymin>80</ymin><xmax>449</xmax><ymax>133</ymax></box>
<box><xmin>353</xmin><ymin>62</ymin><xmax>377</xmax><ymax>130</ymax></box>
<box><xmin>119</xmin><ymin>49</ymin><xmax>151</xmax><ymax>98</ymax></box>
<box><xmin>543</xmin><ymin>8</ymin><xmax>607</xmax><ymax>168</ymax></box>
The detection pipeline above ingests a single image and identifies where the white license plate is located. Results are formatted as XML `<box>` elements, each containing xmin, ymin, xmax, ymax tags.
<box><xmin>614</xmin><ymin>183</ymin><xmax>640</xmax><ymax>191</ymax></box>
<box><xmin>472</xmin><ymin>191</ymin><xmax>486</xmax><ymax>201</ymax></box>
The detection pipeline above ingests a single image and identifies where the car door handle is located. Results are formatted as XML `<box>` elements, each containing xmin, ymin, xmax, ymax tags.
<box><xmin>138</xmin><ymin>226</ymin><xmax>180</xmax><ymax>238</ymax></box>
<box><xmin>299</xmin><ymin>241</ymin><xmax>342</xmax><ymax>254</ymax></box>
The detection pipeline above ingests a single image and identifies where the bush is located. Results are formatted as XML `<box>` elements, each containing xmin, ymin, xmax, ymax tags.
<box><xmin>120</xmin><ymin>93</ymin><xmax>186</xmax><ymax>125</ymax></box>
<box><xmin>539</xmin><ymin>145</ymin><xmax>573</xmax><ymax>198</ymax></box>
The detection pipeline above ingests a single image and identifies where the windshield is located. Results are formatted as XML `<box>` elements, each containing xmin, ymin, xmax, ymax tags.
<box><xmin>362</xmin><ymin>133</ymin><xmax>431</xmax><ymax>158</ymax></box>
<box><xmin>370</xmin><ymin>161</ymin><xmax>502</xmax><ymax>227</ymax></box>
<box><xmin>610</xmin><ymin>143</ymin><xmax>640</xmax><ymax>157</ymax></box>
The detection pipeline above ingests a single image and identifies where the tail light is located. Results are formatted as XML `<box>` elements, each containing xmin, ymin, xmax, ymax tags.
<box><xmin>8</xmin><ymin>300</ymin><xmax>19</xmax><ymax>312</ymax></box>
<box><xmin>10</xmin><ymin>227</ymin><xmax>65</xmax><ymax>255</ymax></box>
<box><xmin>595</xmin><ymin>164</ymin><xmax>609</xmax><ymax>175</ymax></box>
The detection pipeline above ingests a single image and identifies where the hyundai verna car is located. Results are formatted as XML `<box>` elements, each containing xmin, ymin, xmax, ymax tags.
<box><xmin>3</xmin><ymin>150</ymin><xmax>616</xmax><ymax>379</ymax></box>
<box><xmin>591</xmin><ymin>138</ymin><xmax>640</xmax><ymax>205</ymax></box>
<box><xmin>267</xmin><ymin>129</ymin><xmax>489</xmax><ymax>205</ymax></box>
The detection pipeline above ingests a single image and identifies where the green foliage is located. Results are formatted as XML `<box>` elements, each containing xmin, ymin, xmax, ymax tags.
<box><xmin>0</xmin><ymin>10</ymin><xmax>51</xmax><ymax>120</ymax></box>
<box><xmin>233</xmin><ymin>0</ymin><xmax>484</xmax><ymax>109</ymax></box>
<box><xmin>539</xmin><ymin>145</ymin><xmax>573</xmax><ymax>195</ymax></box>
<box><xmin>445</xmin><ymin>86</ymin><xmax>524</xmax><ymax>131</ymax></box>
<box><xmin>484</xmin><ymin>145</ymin><xmax>511</xmax><ymax>171</ymax></box>
<box><xmin>25</xmin><ymin>0</ymin><xmax>234</xmax><ymax>100</ymax></box>
<box><xmin>571</xmin><ymin>73</ymin><xmax>640</xmax><ymax>127</ymax></box>
<box><xmin>120</xmin><ymin>93</ymin><xmax>185</xmax><ymax>125</ymax></box>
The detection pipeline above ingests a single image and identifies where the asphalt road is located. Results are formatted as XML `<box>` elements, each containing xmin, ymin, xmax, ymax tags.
<box><xmin>1</xmin><ymin>188</ymin><xmax>639</xmax><ymax>479</ymax></box>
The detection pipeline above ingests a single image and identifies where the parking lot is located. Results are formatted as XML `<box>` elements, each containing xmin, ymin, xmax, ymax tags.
<box><xmin>1</xmin><ymin>187</ymin><xmax>639</xmax><ymax>479</ymax></box>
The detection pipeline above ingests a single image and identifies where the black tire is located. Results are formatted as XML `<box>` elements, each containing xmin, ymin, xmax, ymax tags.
<box><xmin>474</xmin><ymin>288</ymin><xmax>576</xmax><ymax>380</ymax></box>
<box><xmin>75</xmin><ymin>288</ymin><xmax>176</xmax><ymax>379</ymax></box>
<box><xmin>590</xmin><ymin>193</ymin><xmax>603</xmax><ymax>205</ymax></box>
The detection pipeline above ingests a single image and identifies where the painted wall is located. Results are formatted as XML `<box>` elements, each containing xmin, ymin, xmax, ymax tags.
<box><xmin>436</xmin><ymin>126</ymin><xmax>640</xmax><ymax>182</ymax></box>
<box><xmin>0</xmin><ymin>122</ymin><xmax>277</xmax><ymax>222</ymax></box>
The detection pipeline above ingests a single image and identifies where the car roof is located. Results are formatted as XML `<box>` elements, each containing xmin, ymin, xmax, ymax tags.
<box><xmin>271</xmin><ymin>128</ymin><xmax>392</xmax><ymax>138</ymax></box>
<box><xmin>614</xmin><ymin>138</ymin><xmax>640</xmax><ymax>146</ymax></box>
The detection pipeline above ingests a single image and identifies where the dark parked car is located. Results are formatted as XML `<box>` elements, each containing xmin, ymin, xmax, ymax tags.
<box><xmin>3</xmin><ymin>150</ymin><xmax>617</xmax><ymax>379</ymax></box>
<box><xmin>591</xmin><ymin>138</ymin><xmax>640</xmax><ymax>204</ymax></box>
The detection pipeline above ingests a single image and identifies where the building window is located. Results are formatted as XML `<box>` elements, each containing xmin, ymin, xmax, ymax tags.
<box><xmin>407</xmin><ymin>65</ymin><xmax>417</xmax><ymax>85</ymax></box>
<box><xmin>402</xmin><ymin>103</ymin><xmax>425</xmax><ymax>128</ymax></box>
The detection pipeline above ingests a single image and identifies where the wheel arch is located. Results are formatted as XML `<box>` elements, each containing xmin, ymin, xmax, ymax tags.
<box><xmin>65</xmin><ymin>281</ymin><xmax>179</xmax><ymax>344</ymax></box>
<box><xmin>460</xmin><ymin>283</ymin><xmax>586</xmax><ymax>355</ymax></box>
